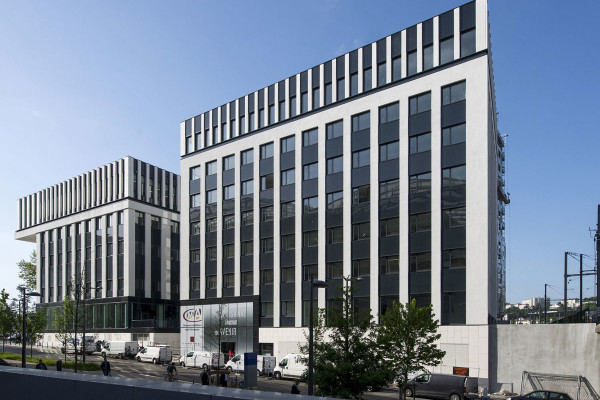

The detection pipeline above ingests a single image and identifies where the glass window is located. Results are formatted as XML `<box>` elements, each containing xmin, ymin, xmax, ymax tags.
<box><xmin>379</xmin><ymin>102</ymin><xmax>400</xmax><ymax>124</ymax></box>
<box><xmin>241</xmin><ymin>240</ymin><xmax>253</xmax><ymax>256</ymax></box>
<box><xmin>205</xmin><ymin>189</ymin><xmax>216</xmax><ymax>204</ymax></box>
<box><xmin>249</xmin><ymin>112</ymin><xmax>255</xmax><ymax>132</ymax></box>
<box><xmin>325</xmin><ymin>83</ymin><xmax>332</xmax><ymax>105</ymax></box>
<box><xmin>190</xmin><ymin>221</ymin><xmax>201</xmax><ymax>235</ymax></box>
<box><xmin>303</xmin><ymin>231</ymin><xmax>318</xmax><ymax>247</ymax></box>
<box><xmin>380</xmin><ymin>256</ymin><xmax>399</xmax><ymax>274</ymax></box>
<box><xmin>352</xmin><ymin>259</ymin><xmax>370</xmax><ymax>277</ymax></box>
<box><xmin>327</xmin><ymin>156</ymin><xmax>343</xmax><ymax>174</ymax></box>
<box><xmin>261</xmin><ymin>174</ymin><xmax>274</xmax><ymax>191</ymax></box>
<box><xmin>223</xmin><ymin>244</ymin><xmax>234</xmax><ymax>259</ymax></box>
<box><xmin>301</xmin><ymin>92</ymin><xmax>308</xmax><ymax>113</ymax></box>
<box><xmin>409</xmin><ymin>212</ymin><xmax>431</xmax><ymax>233</ymax></box>
<box><xmin>260</xmin><ymin>143</ymin><xmax>274</xmax><ymax>159</ymax></box>
<box><xmin>206</xmin><ymin>161</ymin><xmax>217</xmax><ymax>176</ymax></box>
<box><xmin>260</xmin><ymin>302</ymin><xmax>273</xmax><ymax>317</ymax></box>
<box><xmin>212</xmin><ymin>126</ymin><xmax>219</xmax><ymax>144</ymax></box>
<box><xmin>303</xmin><ymin>196</ymin><xmax>318</xmax><ymax>214</ymax></box>
<box><xmin>281</xmin><ymin>267</ymin><xmax>295</xmax><ymax>283</ymax></box>
<box><xmin>241</xmin><ymin>179</ymin><xmax>254</xmax><ymax>195</ymax></box>
<box><xmin>260</xmin><ymin>238</ymin><xmax>274</xmax><ymax>254</ymax></box>
<box><xmin>327</xmin><ymin>226</ymin><xmax>343</xmax><ymax>244</ymax></box>
<box><xmin>281</xmin><ymin>201</ymin><xmax>295</xmax><ymax>219</ymax></box>
<box><xmin>259</xmin><ymin>108</ymin><xmax>265</xmax><ymax>128</ymax></box>
<box><xmin>377</xmin><ymin>62</ymin><xmax>386</xmax><ymax>87</ymax></box>
<box><xmin>442</xmin><ymin>124</ymin><xmax>466</xmax><ymax>146</ymax></box>
<box><xmin>352</xmin><ymin>149</ymin><xmax>370</xmax><ymax>168</ymax></box>
<box><xmin>442</xmin><ymin>165</ymin><xmax>466</xmax><ymax>187</ymax></box>
<box><xmin>337</xmin><ymin>78</ymin><xmax>345</xmax><ymax>101</ymax></box>
<box><xmin>303</xmin><ymin>128</ymin><xmax>318</xmax><ymax>147</ymax></box>
<box><xmin>352</xmin><ymin>111</ymin><xmax>370</xmax><ymax>132</ymax></box>
<box><xmin>281</xmin><ymin>300</ymin><xmax>295</xmax><ymax>316</ymax></box>
<box><xmin>302</xmin><ymin>264</ymin><xmax>318</xmax><ymax>281</ymax></box>
<box><xmin>289</xmin><ymin>96</ymin><xmax>297</xmax><ymax>118</ymax></box>
<box><xmin>303</xmin><ymin>162</ymin><xmax>318</xmax><ymax>180</ymax></box>
<box><xmin>281</xmin><ymin>169</ymin><xmax>295</xmax><ymax>186</ymax></box>
<box><xmin>442</xmin><ymin>81</ymin><xmax>466</xmax><ymax>105</ymax></box>
<box><xmin>409</xmin><ymin>92</ymin><xmax>431</xmax><ymax>115</ymax></box>
<box><xmin>223</xmin><ymin>184</ymin><xmax>235</xmax><ymax>200</ymax></box>
<box><xmin>190</xmin><ymin>166</ymin><xmax>201</xmax><ymax>180</ymax></box>
<box><xmin>442</xmin><ymin>248</ymin><xmax>466</xmax><ymax>269</ymax></box>
<box><xmin>326</xmin><ymin>120</ymin><xmax>343</xmax><ymax>140</ymax></box>
<box><xmin>313</xmin><ymin>87</ymin><xmax>320</xmax><ymax>109</ymax></box>
<box><xmin>352</xmin><ymin>222</ymin><xmax>370</xmax><ymax>241</ymax></box>
<box><xmin>186</xmin><ymin>136</ymin><xmax>193</xmax><ymax>153</ymax></box>
<box><xmin>380</xmin><ymin>141</ymin><xmax>399</xmax><ymax>162</ymax></box>
<box><xmin>380</xmin><ymin>217</ymin><xmax>399</xmax><ymax>237</ymax></box>
<box><xmin>279</xmin><ymin>100</ymin><xmax>286</xmax><ymax>121</ymax></box>
<box><xmin>190</xmin><ymin>194</ymin><xmax>200</xmax><ymax>208</ymax></box>
<box><xmin>241</xmin><ymin>271</ymin><xmax>253</xmax><ymax>286</ymax></box>
<box><xmin>327</xmin><ymin>191</ymin><xmax>343</xmax><ymax>210</ymax></box>
<box><xmin>407</xmin><ymin>51</ymin><xmax>417</xmax><ymax>76</ymax></box>
<box><xmin>281</xmin><ymin>136</ymin><xmax>295</xmax><ymax>153</ymax></box>
<box><xmin>223</xmin><ymin>273</ymin><xmax>234</xmax><ymax>288</ymax></box>
<box><xmin>461</xmin><ymin>29</ymin><xmax>476</xmax><ymax>57</ymax></box>
<box><xmin>326</xmin><ymin>262</ymin><xmax>343</xmax><ymax>279</ymax></box>
<box><xmin>205</xmin><ymin>275</ymin><xmax>217</xmax><ymax>289</ymax></box>
<box><xmin>352</xmin><ymin>184</ymin><xmax>370</xmax><ymax>204</ymax></box>
<box><xmin>423</xmin><ymin>45</ymin><xmax>433</xmax><ymax>71</ymax></box>
<box><xmin>206</xmin><ymin>218</ymin><xmax>217</xmax><ymax>232</ymax></box>
<box><xmin>190</xmin><ymin>250</ymin><xmax>201</xmax><ymax>263</ymax></box>
<box><xmin>281</xmin><ymin>234</ymin><xmax>295</xmax><ymax>251</ymax></box>
<box><xmin>223</xmin><ymin>155</ymin><xmax>235</xmax><ymax>171</ymax></box>
<box><xmin>350</xmin><ymin>73</ymin><xmax>358</xmax><ymax>96</ymax></box>
<box><xmin>440</xmin><ymin>37</ymin><xmax>454</xmax><ymax>65</ymax></box>
<box><xmin>190</xmin><ymin>277</ymin><xmax>201</xmax><ymax>291</ymax></box>
<box><xmin>363</xmin><ymin>68</ymin><xmax>372</xmax><ymax>91</ymax></box>
<box><xmin>269</xmin><ymin>104</ymin><xmax>275</xmax><ymax>125</ymax></box>
<box><xmin>409</xmin><ymin>173</ymin><xmax>431</xmax><ymax>194</ymax></box>
<box><xmin>242</xmin><ymin>210</ymin><xmax>253</xmax><ymax>226</ymax></box>
<box><xmin>223</xmin><ymin>214</ymin><xmax>235</xmax><ymax>230</ymax></box>
<box><xmin>380</xmin><ymin>179</ymin><xmax>400</xmax><ymax>200</ymax></box>
<box><xmin>260</xmin><ymin>206</ymin><xmax>274</xmax><ymax>222</ymax></box>
<box><xmin>241</xmin><ymin>149</ymin><xmax>254</xmax><ymax>165</ymax></box>
<box><xmin>206</xmin><ymin>246</ymin><xmax>217</xmax><ymax>261</ymax></box>
<box><xmin>392</xmin><ymin>57</ymin><xmax>402</xmax><ymax>82</ymax></box>
<box><xmin>410</xmin><ymin>252</ymin><xmax>431</xmax><ymax>272</ymax></box>
<box><xmin>239</xmin><ymin>115</ymin><xmax>246</xmax><ymax>135</ymax></box>
<box><xmin>409</xmin><ymin>133</ymin><xmax>431</xmax><ymax>154</ymax></box>
<box><xmin>442</xmin><ymin>207</ymin><xmax>466</xmax><ymax>228</ymax></box>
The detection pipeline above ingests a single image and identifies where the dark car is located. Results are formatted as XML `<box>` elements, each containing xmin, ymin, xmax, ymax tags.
<box><xmin>508</xmin><ymin>391</ymin><xmax>573</xmax><ymax>400</ymax></box>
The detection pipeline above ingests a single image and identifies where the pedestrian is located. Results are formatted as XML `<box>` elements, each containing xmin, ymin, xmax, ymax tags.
<box><xmin>166</xmin><ymin>362</ymin><xmax>177</xmax><ymax>382</ymax></box>
<box><xmin>125</xmin><ymin>346</ymin><xmax>131</xmax><ymax>359</ymax></box>
<box><xmin>35</xmin><ymin>359</ymin><xmax>47</xmax><ymax>370</ymax></box>
<box><xmin>291</xmin><ymin>381</ymin><xmax>300</xmax><ymax>394</ymax></box>
<box><xmin>219</xmin><ymin>372</ymin><xmax>228</xmax><ymax>387</ymax></box>
<box><xmin>101</xmin><ymin>355</ymin><xmax>111</xmax><ymax>376</ymax></box>
<box><xmin>56</xmin><ymin>360</ymin><xmax>62</xmax><ymax>371</ymax></box>
<box><xmin>201</xmin><ymin>370</ymin><xmax>210</xmax><ymax>385</ymax></box>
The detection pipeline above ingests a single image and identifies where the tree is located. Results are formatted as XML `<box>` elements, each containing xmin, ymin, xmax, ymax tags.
<box><xmin>299</xmin><ymin>282</ymin><xmax>393</xmax><ymax>400</ymax></box>
<box><xmin>0</xmin><ymin>289</ymin><xmax>16</xmax><ymax>352</ymax></box>
<box><xmin>17</xmin><ymin>251</ymin><xmax>37</xmax><ymax>292</ymax></box>
<box><xmin>26</xmin><ymin>307</ymin><xmax>46</xmax><ymax>356</ymax></box>
<box><xmin>203</xmin><ymin>304</ymin><xmax>236</xmax><ymax>383</ymax></box>
<box><xmin>53</xmin><ymin>296</ymin><xmax>76</xmax><ymax>362</ymax></box>
<box><xmin>377</xmin><ymin>299</ymin><xmax>446</xmax><ymax>400</ymax></box>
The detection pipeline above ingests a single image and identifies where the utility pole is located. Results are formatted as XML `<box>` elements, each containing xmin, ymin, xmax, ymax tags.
<box><xmin>597</xmin><ymin>205</ymin><xmax>600</xmax><ymax>320</ymax></box>
<box><xmin>564</xmin><ymin>252</ymin><xmax>568</xmax><ymax>321</ymax></box>
<box><xmin>580</xmin><ymin>254</ymin><xmax>583</xmax><ymax>322</ymax></box>
<box><xmin>544</xmin><ymin>284</ymin><xmax>548</xmax><ymax>324</ymax></box>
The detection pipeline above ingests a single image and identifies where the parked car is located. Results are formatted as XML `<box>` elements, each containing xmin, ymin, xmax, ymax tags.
<box><xmin>135</xmin><ymin>346</ymin><xmax>172</xmax><ymax>364</ymax></box>
<box><xmin>404</xmin><ymin>373</ymin><xmax>478</xmax><ymax>400</ymax></box>
<box><xmin>179</xmin><ymin>351</ymin><xmax>224</xmax><ymax>370</ymax></box>
<box><xmin>507</xmin><ymin>391</ymin><xmax>573</xmax><ymax>400</ymax></box>
<box><xmin>273</xmin><ymin>353</ymin><xmax>307</xmax><ymax>380</ymax></box>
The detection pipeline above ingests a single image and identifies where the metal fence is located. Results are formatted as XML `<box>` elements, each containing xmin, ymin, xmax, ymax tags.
<box><xmin>521</xmin><ymin>371</ymin><xmax>600</xmax><ymax>400</ymax></box>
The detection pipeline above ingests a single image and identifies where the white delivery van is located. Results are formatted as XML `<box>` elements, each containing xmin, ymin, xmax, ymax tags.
<box><xmin>135</xmin><ymin>346</ymin><xmax>173</xmax><ymax>364</ymax></box>
<box><xmin>225</xmin><ymin>354</ymin><xmax>265</xmax><ymax>376</ymax></box>
<box><xmin>273</xmin><ymin>353</ymin><xmax>307</xmax><ymax>379</ymax></box>
<box><xmin>180</xmin><ymin>351</ymin><xmax>224</xmax><ymax>370</ymax></box>
<box><xmin>62</xmin><ymin>338</ymin><xmax>96</xmax><ymax>355</ymax></box>
<box><xmin>101</xmin><ymin>341</ymin><xmax>139</xmax><ymax>359</ymax></box>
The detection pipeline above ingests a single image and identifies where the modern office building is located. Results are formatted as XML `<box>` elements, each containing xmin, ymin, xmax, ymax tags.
<box><xmin>15</xmin><ymin>156</ymin><xmax>182</xmax><ymax>346</ymax></box>
<box><xmin>179</xmin><ymin>0</ymin><xmax>507</xmax><ymax>387</ymax></box>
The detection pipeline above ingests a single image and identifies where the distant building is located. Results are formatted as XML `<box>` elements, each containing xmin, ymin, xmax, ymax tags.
<box><xmin>521</xmin><ymin>297</ymin><xmax>543</xmax><ymax>308</ymax></box>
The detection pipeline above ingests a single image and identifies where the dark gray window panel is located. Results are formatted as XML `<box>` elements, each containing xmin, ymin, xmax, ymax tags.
<box><xmin>301</xmin><ymin>281</ymin><xmax>312</xmax><ymax>300</ymax></box>
<box><xmin>222</xmin><ymin>259</ymin><xmax>235</xmax><ymax>274</ymax></box>
<box><xmin>379</xmin><ymin>120</ymin><xmax>399</xmax><ymax>144</ymax></box>
<box><xmin>189</xmin><ymin>180</ymin><xmax>201</xmax><ymax>195</ymax></box>
<box><xmin>229</xmin><ymin>101</ymin><xmax>236</xmax><ymax>119</ymax></box>
<box><xmin>442</xmin><ymin>227</ymin><xmax>466</xmax><ymax>250</ymax></box>
<box><xmin>238</xmin><ymin>97</ymin><xmax>245</xmax><ymax>116</ymax></box>
<box><xmin>302</xmin><ymin>213</ymin><xmax>318</xmax><ymax>231</ymax></box>
<box><xmin>190</xmin><ymin>262</ymin><xmax>201</xmax><ymax>277</ymax></box>
<box><xmin>409</xmin><ymin>232</ymin><xmax>431</xmax><ymax>253</ymax></box>
<box><xmin>280</xmin><ymin>282</ymin><xmax>295</xmax><ymax>301</ymax></box>
<box><xmin>280</xmin><ymin>151</ymin><xmax>295</xmax><ymax>170</ymax></box>
<box><xmin>212</xmin><ymin>108</ymin><xmax>218</xmax><ymax>125</ymax></box>
<box><xmin>300</xmin><ymin>70</ymin><xmax>308</xmax><ymax>92</ymax></box>
<box><xmin>280</xmin><ymin>217</ymin><xmax>295</xmax><ymax>235</ymax></box>
<box><xmin>407</xmin><ymin>25</ymin><xmax>417</xmax><ymax>52</ymax></box>
<box><xmin>380</xmin><ymin>236</ymin><xmax>399</xmax><ymax>257</ymax></box>
<box><xmin>326</xmin><ymin>209</ymin><xmax>343</xmax><ymax>228</ymax></box>
<box><xmin>326</xmin><ymin>137</ymin><xmax>344</xmax><ymax>158</ymax></box>
<box><xmin>408</xmin><ymin>112</ymin><xmax>431</xmax><ymax>136</ymax></box>
<box><xmin>336</xmin><ymin>55</ymin><xmax>345</xmax><ymax>79</ymax></box>
<box><xmin>185</xmin><ymin>119</ymin><xmax>192</xmax><ymax>136</ymax></box>
<box><xmin>439</xmin><ymin>10</ymin><xmax>454</xmax><ymax>39</ymax></box>
<box><xmin>380</xmin><ymin>275</ymin><xmax>399</xmax><ymax>296</ymax></box>
<box><xmin>289</xmin><ymin>75</ymin><xmax>296</xmax><ymax>95</ymax></box>
<box><xmin>409</xmin><ymin>271</ymin><xmax>431</xmax><ymax>294</ymax></box>
<box><xmin>442</xmin><ymin>268</ymin><xmax>466</xmax><ymax>292</ymax></box>
<box><xmin>376</xmin><ymin>38</ymin><xmax>386</xmax><ymax>63</ymax></box>
<box><xmin>203</xmin><ymin>112</ymin><xmax>210</xmax><ymax>130</ymax></box>
<box><xmin>380</xmin><ymin>198</ymin><xmax>399</xmax><ymax>218</ymax></box>
<box><xmin>312</xmin><ymin>67</ymin><xmax>320</xmax><ymax>88</ymax></box>
<box><xmin>190</xmin><ymin>208</ymin><xmax>201</xmax><ymax>222</ymax></box>
<box><xmin>278</xmin><ymin>184</ymin><xmax>294</xmax><ymax>203</ymax></box>
<box><xmin>379</xmin><ymin>160</ymin><xmax>399</xmax><ymax>182</ymax></box>
<box><xmin>206</xmin><ymin>231</ymin><xmax>217</xmax><ymax>247</ymax></box>
<box><xmin>361</xmin><ymin>44</ymin><xmax>372</xmax><ymax>68</ymax></box>
<box><xmin>259</xmin><ymin>189</ymin><xmax>274</xmax><ymax>206</ymax></box>
<box><xmin>190</xmin><ymin>235</ymin><xmax>201</xmax><ymax>250</ymax></box>
<box><xmin>260</xmin><ymin>286</ymin><xmax>273</xmax><ymax>301</ymax></box>
<box><xmin>326</xmin><ymin>244</ymin><xmax>344</xmax><ymax>262</ymax></box>
<box><xmin>441</xmin><ymin>186</ymin><xmax>466</xmax><ymax>208</ymax></box>
<box><xmin>280</xmin><ymin>249</ymin><xmax>296</xmax><ymax>267</ymax></box>
<box><xmin>222</xmin><ymin>169</ymin><xmax>235</xmax><ymax>186</ymax></box>
<box><xmin>351</xmin><ymin>130</ymin><xmax>370</xmax><ymax>152</ymax></box>
<box><xmin>240</xmin><ymin>195</ymin><xmax>254</xmax><ymax>211</ymax></box>
<box><xmin>206</xmin><ymin>261</ymin><xmax>217</xmax><ymax>275</ymax></box>
<box><xmin>325</xmin><ymin>279</ymin><xmax>342</xmax><ymax>299</ymax></box>
<box><xmin>260</xmin><ymin>253</ymin><xmax>274</xmax><ymax>269</ymax></box>
<box><xmin>353</xmin><ymin>278</ymin><xmax>370</xmax><ymax>297</ymax></box>
<box><xmin>409</xmin><ymin>193</ymin><xmax>431</xmax><ymax>214</ymax></box>
<box><xmin>222</xmin><ymin>199</ymin><xmax>235</xmax><ymax>216</ymax></box>
<box><xmin>268</xmin><ymin>85</ymin><xmax>275</xmax><ymax>105</ymax></box>
<box><xmin>205</xmin><ymin>204</ymin><xmax>218</xmax><ymax>219</ymax></box>
<box><xmin>442</xmin><ymin>144</ymin><xmax>466</xmax><ymax>169</ymax></box>
<box><xmin>279</xmin><ymin>316</ymin><xmax>294</xmax><ymax>327</ymax></box>
<box><xmin>302</xmin><ymin>145</ymin><xmax>318</xmax><ymax>164</ymax></box>
<box><xmin>248</xmin><ymin>92</ymin><xmax>255</xmax><ymax>111</ymax></box>
<box><xmin>351</xmin><ymin>203</ymin><xmax>370</xmax><ymax>224</ymax></box>
<box><xmin>221</xmin><ymin>105</ymin><xmax>227</xmax><ymax>123</ymax></box>
<box><xmin>352</xmin><ymin>239</ymin><xmax>370</xmax><ymax>258</ymax></box>
<box><xmin>278</xmin><ymin>80</ymin><xmax>286</xmax><ymax>101</ymax></box>
<box><xmin>391</xmin><ymin>32</ymin><xmax>401</xmax><ymax>58</ymax></box>
<box><xmin>408</xmin><ymin>152</ymin><xmax>431</xmax><ymax>175</ymax></box>
<box><xmin>441</xmin><ymin>101</ymin><xmax>466</xmax><ymax>128</ymax></box>
<box><xmin>260</xmin><ymin>222</ymin><xmax>274</xmax><ymax>239</ymax></box>
<box><xmin>460</xmin><ymin>1</ymin><xmax>476</xmax><ymax>31</ymax></box>
<box><xmin>325</xmin><ymin>174</ymin><xmax>343</xmax><ymax>193</ymax></box>
<box><xmin>222</xmin><ymin>287</ymin><xmax>235</xmax><ymax>297</ymax></box>
<box><xmin>205</xmin><ymin>289</ymin><xmax>217</xmax><ymax>299</ymax></box>
<box><xmin>303</xmin><ymin>247</ymin><xmax>318</xmax><ymax>264</ymax></box>
<box><xmin>324</xmin><ymin>60</ymin><xmax>332</xmax><ymax>83</ymax></box>
<box><xmin>240</xmin><ymin>165</ymin><xmax>254</xmax><ymax>181</ymax></box>
<box><xmin>205</xmin><ymin>174</ymin><xmax>217</xmax><ymax>190</ymax></box>
<box><xmin>351</xmin><ymin>166</ymin><xmax>370</xmax><ymax>187</ymax></box>
<box><xmin>349</xmin><ymin>50</ymin><xmax>358</xmax><ymax>73</ymax></box>
<box><xmin>422</xmin><ymin>18</ymin><xmax>434</xmax><ymax>45</ymax></box>
<box><xmin>302</xmin><ymin>179</ymin><xmax>318</xmax><ymax>198</ymax></box>
<box><xmin>222</xmin><ymin>229</ymin><xmax>235</xmax><ymax>245</ymax></box>
<box><xmin>240</xmin><ymin>256</ymin><xmax>254</xmax><ymax>271</ymax></box>
<box><xmin>259</xmin><ymin>159</ymin><xmax>274</xmax><ymax>175</ymax></box>
<box><xmin>240</xmin><ymin>286</ymin><xmax>253</xmax><ymax>296</ymax></box>
<box><xmin>240</xmin><ymin>225</ymin><xmax>253</xmax><ymax>241</ymax></box>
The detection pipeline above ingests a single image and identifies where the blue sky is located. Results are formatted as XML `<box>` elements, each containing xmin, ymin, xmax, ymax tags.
<box><xmin>1</xmin><ymin>1</ymin><xmax>599</xmax><ymax>304</ymax></box>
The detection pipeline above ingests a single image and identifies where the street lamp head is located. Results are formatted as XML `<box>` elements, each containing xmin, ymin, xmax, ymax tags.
<box><xmin>26</xmin><ymin>292</ymin><xmax>41</xmax><ymax>297</ymax></box>
<box><xmin>312</xmin><ymin>280</ymin><xmax>327</xmax><ymax>288</ymax></box>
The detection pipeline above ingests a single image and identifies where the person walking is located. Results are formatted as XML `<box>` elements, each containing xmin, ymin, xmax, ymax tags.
<box><xmin>166</xmin><ymin>362</ymin><xmax>177</xmax><ymax>382</ymax></box>
<box><xmin>101</xmin><ymin>355</ymin><xmax>111</xmax><ymax>376</ymax></box>
<box><xmin>201</xmin><ymin>370</ymin><xmax>210</xmax><ymax>385</ymax></box>
<box><xmin>291</xmin><ymin>381</ymin><xmax>300</xmax><ymax>394</ymax></box>
<box><xmin>219</xmin><ymin>372</ymin><xmax>228</xmax><ymax>387</ymax></box>
<box><xmin>35</xmin><ymin>359</ymin><xmax>47</xmax><ymax>370</ymax></box>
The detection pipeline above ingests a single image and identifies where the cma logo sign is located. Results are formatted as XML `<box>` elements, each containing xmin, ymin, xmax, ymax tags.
<box><xmin>183</xmin><ymin>308</ymin><xmax>202</xmax><ymax>322</ymax></box>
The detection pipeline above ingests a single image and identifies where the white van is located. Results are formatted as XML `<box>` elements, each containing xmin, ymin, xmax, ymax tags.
<box><xmin>273</xmin><ymin>353</ymin><xmax>307</xmax><ymax>379</ymax></box>
<box><xmin>135</xmin><ymin>346</ymin><xmax>173</xmax><ymax>364</ymax></box>
<box><xmin>225</xmin><ymin>354</ymin><xmax>264</xmax><ymax>376</ymax></box>
<box><xmin>101</xmin><ymin>341</ymin><xmax>139</xmax><ymax>359</ymax></box>
<box><xmin>180</xmin><ymin>351</ymin><xmax>224</xmax><ymax>370</ymax></box>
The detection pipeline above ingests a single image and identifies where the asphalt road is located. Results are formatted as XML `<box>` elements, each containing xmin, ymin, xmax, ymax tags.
<box><xmin>1</xmin><ymin>344</ymin><xmax>403</xmax><ymax>400</ymax></box>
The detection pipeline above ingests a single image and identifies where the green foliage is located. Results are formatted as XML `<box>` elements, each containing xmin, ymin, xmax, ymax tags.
<box><xmin>17</xmin><ymin>251</ymin><xmax>37</xmax><ymax>292</ymax></box>
<box><xmin>300</xmin><ymin>282</ymin><xmax>393</xmax><ymax>400</ymax></box>
<box><xmin>0</xmin><ymin>289</ymin><xmax>16</xmax><ymax>352</ymax></box>
<box><xmin>377</xmin><ymin>300</ymin><xmax>445</xmax><ymax>400</ymax></box>
<box><xmin>0</xmin><ymin>352</ymin><xmax>101</xmax><ymax>371</ymax></box>
<box><xmin>53</xmin><ymin>296</ymin><xmax>77</xmax><ymax>361</ymax></box>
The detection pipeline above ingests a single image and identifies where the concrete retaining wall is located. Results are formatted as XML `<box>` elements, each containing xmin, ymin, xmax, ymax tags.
<box><xmin>494</xmin><ymin>323</ymin><xmax>599</xmax><ymax>393</ymax></box>
<box><xmin>0</xmin><ymin>366</ymin><xmax>322</xmax><ymax>400</ymax></box>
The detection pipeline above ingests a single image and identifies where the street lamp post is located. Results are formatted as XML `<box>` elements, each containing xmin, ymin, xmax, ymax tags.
<box><xmin>21</xmin><ymin>287</ymin><xmax>41</xmax><ymax>368</ymax></box>
<box><xmin>308</xmin><ymin>278</ymin><xmax>327</xmax><ymax>396</ymax></box>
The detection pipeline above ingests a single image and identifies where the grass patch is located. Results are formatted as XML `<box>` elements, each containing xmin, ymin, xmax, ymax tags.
<box><xmin>0</xmin><ymin>352</ymin><xmax>101</xmax><ymax>371</ymax></box>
